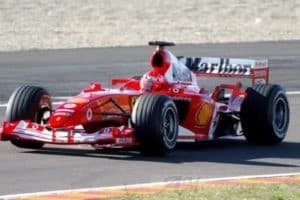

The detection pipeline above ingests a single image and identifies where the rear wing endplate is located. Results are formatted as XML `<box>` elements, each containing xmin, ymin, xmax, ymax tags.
<box><xmin>177</xmin><ymin>57</ymin><xmax>269</xmax><ymax>86</ymax></box>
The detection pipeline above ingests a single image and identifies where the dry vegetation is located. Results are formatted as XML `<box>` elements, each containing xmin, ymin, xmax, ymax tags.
<box><xmin>0</xmin><ymin>0</ymin><xmax>299</xmax><ymax>51</ymax></box>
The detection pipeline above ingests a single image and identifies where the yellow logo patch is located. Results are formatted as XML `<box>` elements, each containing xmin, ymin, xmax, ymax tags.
<box><xmin>195</xmin><ymin>103</ymin><xmax>212</xmax><ymax>127</ymax></box>
<box><xmin>68</xmin><ymin>97</ymin><xmax>89</xmax><ymax>104</ymax></box>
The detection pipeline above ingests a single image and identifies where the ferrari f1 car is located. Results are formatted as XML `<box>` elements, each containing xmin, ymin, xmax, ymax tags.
<box><xmin>0</xmin><ymin>41</ymin><xmax>290</xmax><ymax>154</ymax></box>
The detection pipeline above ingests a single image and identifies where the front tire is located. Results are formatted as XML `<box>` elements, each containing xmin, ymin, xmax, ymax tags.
<box><xmin>132</xmin><ymin>94</ymin><xmax>178</xmax><ymax>155</ymax></box>
<box><xmin>6</xmin><ymin>85</ymin><xmax>52</xmax><ymax>149</ymax></box>
<box><xmin>241</xmin><ymin>84</ymin><xmax>289</xmax><ymax>144</ymax></box>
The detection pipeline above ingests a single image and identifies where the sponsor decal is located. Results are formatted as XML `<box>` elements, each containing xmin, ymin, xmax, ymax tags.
<box><xmin>178</xmin><ymin>57</ymin><xmax>253</xmax><ymax>75</ymax></box>
<box><xmin>53</xmin><ymin>112</ymin><xmax>72</xmax><ymax>117</ymax></box>
<box><xmin>26</xmin><ymin>123</ymin><xmax>44</xmax><ymax>132</ymax></box>
<box><xmin>195</xmin><ymin>103</ymin><xmax>212</xmax><ymax>127</ymax></box>
<box><xmin>255</xmin><ymin>60</ymin><xmax>268</xmax><ymax>68</ymax></box>
<box><xmin>116</xmin><ymin>137</ymin><xmax>133</xmax><ymax>144</ymax></box>
<box><xmin>56</xmin><ymin>108</ymin><xmax>75</xmax><ymax>113</ymax></box>
<box><xmin>86</xmin><ymin>108</ymin><xmax>93</xmax><ymax>121</ymax></box>
<box><xmin>172</xmin><ymin>96</ymin><xmax>192</xmax><ymax>101</ymax></box>
<box><xmin>68</xmin><ymin>97</ymin><xmax>89</xmax><ymax>104</ymax></box>
<box><xmin>63</xmin><ymin>103</ymin><xmax>76</xmax><ymax>109</ymax></box>
<box><xmin>253</xmin><ymin>70</ymin><xmax>267</xmax><ymax>77</ymax></box>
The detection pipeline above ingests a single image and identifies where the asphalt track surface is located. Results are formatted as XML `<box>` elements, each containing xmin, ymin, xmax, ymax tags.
<box><xmin>0</xmin><ymin>41</ymin><xmax>299</xmax><ymax>195</ymax></box>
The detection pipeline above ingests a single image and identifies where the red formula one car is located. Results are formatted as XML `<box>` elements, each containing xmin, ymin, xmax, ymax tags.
<box><xmin>0</xmin><ymin>41</ymin><xmax>290</xmax><ymax>154</ymax></box>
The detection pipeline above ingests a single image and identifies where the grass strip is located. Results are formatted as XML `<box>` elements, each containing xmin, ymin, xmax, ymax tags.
<box><xmin>109</xmin><ymin>183</ymin><xmax>300</xmax><ymax>200</ymax></box>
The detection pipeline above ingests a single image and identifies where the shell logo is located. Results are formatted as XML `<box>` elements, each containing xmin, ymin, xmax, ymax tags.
<box><xmin>195</xmin><ymin>103</ymin><xmax>212</xmax><ymax>127</ymax></box>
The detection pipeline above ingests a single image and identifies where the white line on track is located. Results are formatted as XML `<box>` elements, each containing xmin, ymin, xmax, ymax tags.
<box><xmin>0</xmin><ymin>172</ymin><xmax>299</xmax><ymax>200</ymax></box>
<box><xmin>0</xmin><ymin>103</ymin><xmax>7</xmax><ymax>108</ymax></box>
<box><xmin>52</xmin><ymin>101</ymin><xmax>65</xmax><ymax>105</ymax></box>
<box><xmin>0</xmin><ymin>91</ymin><xmax>299</xmax><ymax>108</ymax></box>
<box><xmin>286</xmin><ymin>91</ymin><xmax>300</xmax><ymax>95</ymax></box>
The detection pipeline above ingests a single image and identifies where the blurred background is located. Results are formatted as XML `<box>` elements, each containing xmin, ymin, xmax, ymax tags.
<box><xmin>0</xmin><ymin>0</ymin><xmax>299</xmax><ymax>51</ymax></box>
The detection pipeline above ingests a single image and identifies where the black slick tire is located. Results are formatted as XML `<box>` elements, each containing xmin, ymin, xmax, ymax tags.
<box><xmin>5</xmin><ymin>85</ymin><xmax>52</xmax><ymax>149</ymax></box>
<box><xmin>241</xmin><ymin>84</ymin><xmax>289</xmax><ymax>144</ymax></box>
<box><xmin>132</xmin><ymin>94</ymin><xmax>178</xmax><ymax>155</ymax></box>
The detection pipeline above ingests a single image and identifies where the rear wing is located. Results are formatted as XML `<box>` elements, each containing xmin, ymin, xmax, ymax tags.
<box><xmin>177</xmin><ymin>57</ymin><xmax>269</xmax><ymax>86</ymax></box>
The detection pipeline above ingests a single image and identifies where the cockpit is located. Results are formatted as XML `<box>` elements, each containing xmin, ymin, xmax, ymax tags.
<box><xmin>140</xmin><ymin>41</ymin><xmax>199</xmax><ymax>92</ymax></box>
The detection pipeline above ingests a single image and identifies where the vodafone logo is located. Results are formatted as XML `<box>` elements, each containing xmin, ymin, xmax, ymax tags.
<box><xmin>86</xmin><ymin>108</ymin><xmax>93</xmax><ymax>121</ymax></box>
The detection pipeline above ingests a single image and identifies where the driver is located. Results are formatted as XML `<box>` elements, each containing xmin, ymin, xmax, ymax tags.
<box><xmin>140</xmin><ymin>71</ymin><xmax>166</xmax><ymax>92</ymax></box>
<box><xmin>140</xmin><ymin>50</ymin><xmax>199</xmax><ymax>93</ymax></box>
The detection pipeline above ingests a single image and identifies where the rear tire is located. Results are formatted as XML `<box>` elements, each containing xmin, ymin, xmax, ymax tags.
<box><xmin>241</xmin><ymin>84</ymin><xmax>289</xmax><ymax>144</ymax></box>
<box><xmin>132</xmin><ymin>94</ymin><xmax>178</xmax><ymax>155</ymax></box>
<box><xmin>6</xmin><ymin>85</ymin><xmax>52</xmax><ymax>149</ymax></box>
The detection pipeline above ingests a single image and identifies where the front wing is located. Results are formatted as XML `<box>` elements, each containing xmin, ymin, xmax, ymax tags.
<box><xmin>1</xmin><ymin>121</ymin><xmax>138</xmax><ymax>147</ymax></box>
<box><xmin>0</xmin><ymin>121</ymin><xmax>211</xmax><ymax>147</ymax></box>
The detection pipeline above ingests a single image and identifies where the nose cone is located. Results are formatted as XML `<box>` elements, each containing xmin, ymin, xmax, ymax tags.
<box><xmin>49</xmin><ymin>115</ymin><xmax>69</xmax><ymax>128</ymax></box>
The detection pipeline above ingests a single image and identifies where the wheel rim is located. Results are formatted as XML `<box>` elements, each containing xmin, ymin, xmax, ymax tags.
<box><xmin>41</xmin><ymin>110</ymin><xmax>51</xmax><ymax>125</ymax></box>
<box><xmin>35</xmin><ymin>94</ymin><xmax>52</xmax><ymax>125</ymax></box>
<box><xmin>273</xmin><ymin>97</ymin><xmax>288</xmax><ymax>137</ymax></box>
<box><xmin>161</xmin><ymin>107</ymin><xmax>177</xmax><ymax>146</ymax></box>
